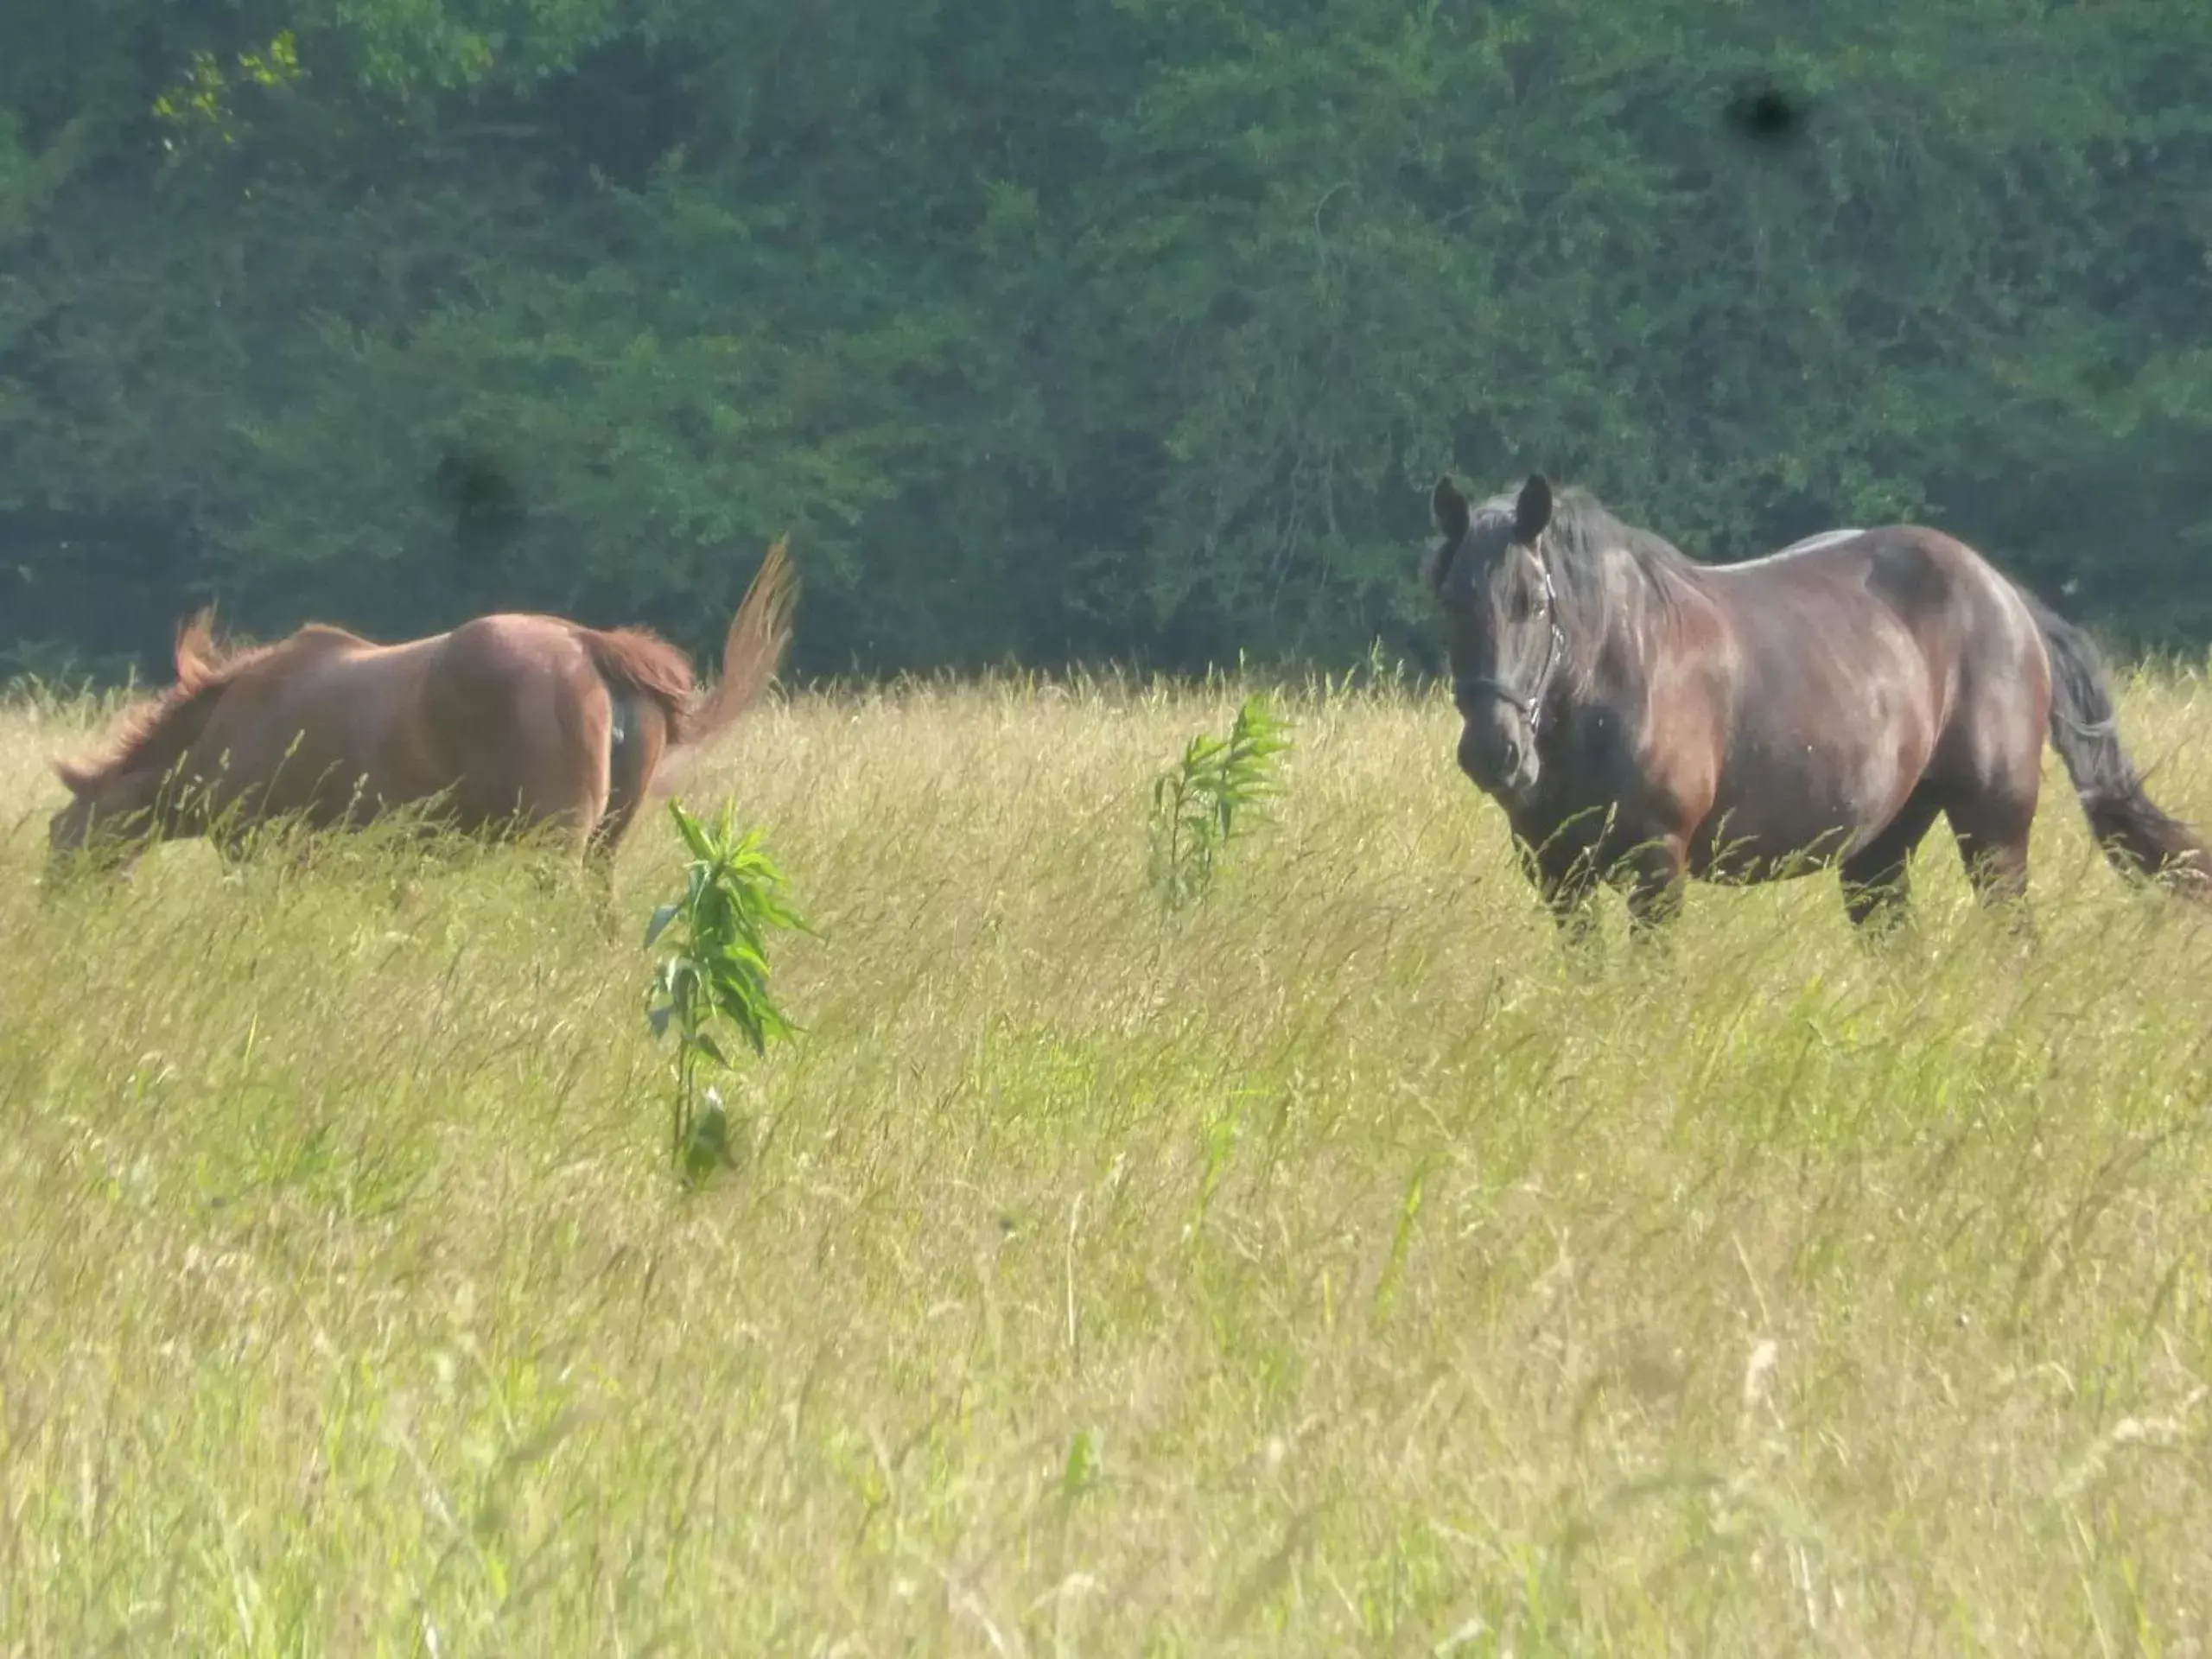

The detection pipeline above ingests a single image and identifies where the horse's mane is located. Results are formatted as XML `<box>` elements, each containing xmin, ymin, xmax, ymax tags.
<box><xmin>1471</xmin><ymin>482</ymin><xmax>1705</xmax><ymax>683</ymax></box>
<box><xmin>52</xmin><ymin>610</ymin><xmax>359</xmax><ymax>793</ymax></box>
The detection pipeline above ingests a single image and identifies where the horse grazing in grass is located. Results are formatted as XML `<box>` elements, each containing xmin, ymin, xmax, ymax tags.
<box><xmin>1424</xmin><ymin>474</ymin><xmax>2211</xmax><ymax>936</ymax></box>
<box><xmin>47</xmin><ymin>540</ymin><xmax>799</xmax><ymax>877</ymax></box>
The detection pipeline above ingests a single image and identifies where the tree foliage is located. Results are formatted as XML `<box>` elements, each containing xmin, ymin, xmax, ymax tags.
<box><xmin>4</xmin><ymin>0</ymin><xmax>2210</xmax><ymax>683</ymax></box>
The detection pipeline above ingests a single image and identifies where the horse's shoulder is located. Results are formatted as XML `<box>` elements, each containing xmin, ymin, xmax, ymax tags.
<box><xmin>215</xmin><ymin>625</ymin><xmax>372</xmax><ymax>687</ymax></box>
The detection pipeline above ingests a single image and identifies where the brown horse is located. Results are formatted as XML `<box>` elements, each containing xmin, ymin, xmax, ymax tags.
<box><xmin>47</xmin><ymin>540</ymin><xmax>798</xmax><ymax>877</ymax></box>
<box><xmin>1424</xmin><ymin>474</ymin><xmax>2211</xmax><ymax>936</ymax></box>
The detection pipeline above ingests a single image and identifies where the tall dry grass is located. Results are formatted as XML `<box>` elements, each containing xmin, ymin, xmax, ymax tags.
<box><xmin>3</xmin><ymin>664</ymin><xmax>2212</xmax><ymax>1655</ymax></box>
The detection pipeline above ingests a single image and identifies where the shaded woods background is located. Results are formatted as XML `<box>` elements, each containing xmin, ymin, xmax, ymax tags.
<box><xmin>2</xmin><ymin>0</ymin><xmax>2209</xmax><ymax>684</ymax></box>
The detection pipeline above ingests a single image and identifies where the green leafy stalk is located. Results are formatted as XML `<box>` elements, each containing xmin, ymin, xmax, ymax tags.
<box><xmin>644</xmin><ymin>798</ymin><xmax>809</xmax><ymax>1183</ymax></box>
<box><xmin>1148</xmin><ymin>695</ymin><xmax>1292</xmax><ymax>910</ymax></box>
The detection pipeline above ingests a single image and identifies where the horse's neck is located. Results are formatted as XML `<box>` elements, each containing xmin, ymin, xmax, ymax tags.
<box><xmin>118</xmin><ymin>685</ymin><xmax>229</xmax><ymax>808</ymax></box>
<box><xmin>1560</xmin><ymin>545</ymin><xmax>1686</xmax><ymax>690</ymax></box>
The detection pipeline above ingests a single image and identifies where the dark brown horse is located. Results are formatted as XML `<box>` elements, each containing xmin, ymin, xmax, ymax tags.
<box><xmin>47</xmin><ymin>540</ymin><xmax>798</xmax><ymax>876</ymax></box>
<box><xmin>1425</xmin><ymin>474</ymin><xmax>2210</xmax><ymax>935</ymax></box>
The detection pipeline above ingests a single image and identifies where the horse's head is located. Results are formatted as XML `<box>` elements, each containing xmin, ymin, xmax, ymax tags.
<box><xmin>1426</xmin><ymin>473</ymin><xmax>1563</xmax><ymax>802</ymax></box>
<box><xmin>45</xmin><ymin>765</ymin><xmax>159</xmax><ymax>881</ymax></box>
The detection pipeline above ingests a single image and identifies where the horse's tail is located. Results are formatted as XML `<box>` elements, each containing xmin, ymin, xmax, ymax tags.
<box><xmin>2018</xmin><ymin>584</ymin><xmax>2212</xmax><ymax>899</ymax></box>
<box><xmin>647</xmin><ymin>537</ymin><xmax>800</xmax><ymax>797</ymax></box>
<box><xmin>686</xmin><ymin>537</ymin><xmax>800</xmax><ymax>748</ymax></box>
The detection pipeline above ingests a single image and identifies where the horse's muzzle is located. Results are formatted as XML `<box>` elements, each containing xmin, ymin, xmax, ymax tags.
<box><xmin>1456</xmin><ymin>715</ymin><xmax>1539</xmax><ymax>801</ymax></box>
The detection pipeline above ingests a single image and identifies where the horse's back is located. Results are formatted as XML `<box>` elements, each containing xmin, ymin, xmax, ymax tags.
<box><xmin>1782</xmin><ymin>524</ymin><xmax>2040</xmax><ymax>658</ymax></box>
<box><xmin>194</xmin><ymin>630</ymin><xmax>439</xmax><ymax>788</ymax></box>
<box><xmin>1707</xmin><ymin>524</ymin><xmax>2021</xmax><ymax>625</ymax></box>
<box><xmin>289</xmin><ymin>622</ymin><xmax>374</xmax><ymax>653</ymax></box>
<box><xmin>1771</xmin><ymin>527</ymin><xmax>1866</xmax><ymax>560</ymax></box>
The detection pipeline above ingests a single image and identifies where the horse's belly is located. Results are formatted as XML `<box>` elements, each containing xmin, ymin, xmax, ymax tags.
<box><xmin>1692</xmin><ymin>745</ymin><xmax>1919</xmax><ymax>878</ymax></box>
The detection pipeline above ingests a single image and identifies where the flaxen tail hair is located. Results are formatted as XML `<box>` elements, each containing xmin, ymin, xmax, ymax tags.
<box><xmin>2018</xmin><ymin>584</ymin><xmax>2212</xmax><ymax>901</ymax></box>
<box><xmin>647</xmin><ymin>537</ymin><xmax>801</xmax><ymax>798</ymax></box>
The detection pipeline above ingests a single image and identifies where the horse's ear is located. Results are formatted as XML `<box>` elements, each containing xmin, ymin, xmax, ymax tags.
<box><xmin>1432</xmin><ymin>474</ymin><xmax>1470</xmax><ymax>542</ymax></box>
<box><xmin>1513</xmin><ymin>474</ymin><xmax>1554</xmax><ymax>543</ymax></box>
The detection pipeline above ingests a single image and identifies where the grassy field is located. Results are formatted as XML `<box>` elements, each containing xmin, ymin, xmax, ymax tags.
<box><xmin>5</xmin><ymin>664</ymin><xmax>2212</xmax><ymax>1656</ymax></box>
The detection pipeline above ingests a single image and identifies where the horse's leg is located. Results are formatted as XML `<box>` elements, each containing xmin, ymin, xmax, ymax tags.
<box><xmin>1550</xmin><ymin>878</ymin><xmax>1600</xmax><ymax>952</ymax></box>
<box><xmin>1527</xmin><ymin>836</ymin><xmax>1603</xmax><ymax>953</ymax></box>
<box><xmin>578</xmin><ymin>831</ymin><xmax>624</xmax><ymax>937</ymax></box>
<box><xmin>585</xmin><ymin>798</ymin><xmax>641</xmax><ymax>872</ymax></box>
<box><xmin>507</xmin><ymin>671</ymin><xmax>610</xmax><ymax>872</ymax></box>
<box><xmin>1839</xmin><ymin>786</ymin><xmax>1946</xmax><ymax>932</ymax></box>
<box><xmin>1947</xmin><ymin>793</ymin><xmax>2037</xmax><ymax>941</ymax></box>
<box><xmin>566</xmin><ymin>677</ymin><xmax>650</xmax><ymax>939</ymax></box>
<box><xmin>577</xmin><ymin>694</ymin><xmax>667</xmax><ymax>946</ymax></box>
<box><xmin>1622</xmin><ymin>836</ymin><xmax>1688</xmax><ymax>938</ymax></box>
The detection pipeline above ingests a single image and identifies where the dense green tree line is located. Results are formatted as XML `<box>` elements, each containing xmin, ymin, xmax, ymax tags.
<box><xmin>3</xmin><ymin>0</ymin><xmax>2209</xmax><ymax>683</ymax></box>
